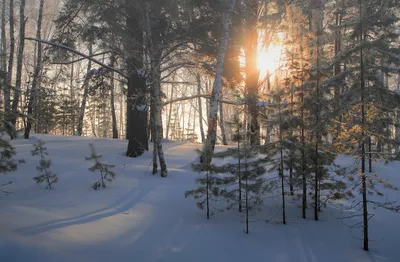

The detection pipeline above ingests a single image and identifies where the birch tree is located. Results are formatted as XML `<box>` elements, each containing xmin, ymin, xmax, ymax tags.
<box><xmin>11</xmin><ymin>0</ymin><xmax>25</xmax><ymax>127</ymax></box>
<box><xmin>201</xmin><ymin>0</ymin><xmax>237</xmax><ymax>167</ymax></box>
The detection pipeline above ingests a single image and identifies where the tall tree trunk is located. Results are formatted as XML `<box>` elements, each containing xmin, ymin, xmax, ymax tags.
<box><xmin>125</xmin><ymin>3</ymin><xmax>148</xmax><ymax>157</ymax></box>
<box><xmin>76</xmin><ymin>43</ymin><xmax>93</xmax><ymax>136</ymax></box>
<box><xmin>201</xmin><ymin>0</ymin><xmax>236</xmax><ymax>167</ymax></box>
<box><xmin>0</xmin><ymin>0</ymin><xmax>6</xmax><ymax>67</ymax></box>
<box><xmin>25</xmin><ymin>0</ymin><xmax>45</xmax><ymax>139</ymax></box>
<box><xmin>151</xmin><ymin>97</ymin><xmax>158</xmax><ymax>174</ymax></box>
<box><xmin>359</xmin><ymin>0</ymin><xmax>369</xmax><ymax>251</ymax></box>
<box><xmin>196</xmin><ymin>72</ymin><xmax>205</xmax><ymax>142</ymax></box>
<box><xmin>334</xmin><ymin>0</ymin><xmax>342</xmax><ymax>138</ymax></box>
<box><xmin>144</xmin><ymin>2</ymin><xmax>167</xmax><ymax>177</ymax></box>
<box><xmin>70</xmin><ymin>61</ymin><xmax>76</xmax><ymax>134</ymax></box>
<box><xmin>5</xmin><ymin>0</ymin><xmax>15</xmax><ymax>116</ymax></box>
<box><xmin>119</xmin><ymin>84</ymin><xmax>124</xmax><ymax>138</ymax></box>
<box><xmin>110</xmin><ymin>56</ymin><xmax>119</xmax><ymax>139</ymax></box>
<box><xmin>312</xmin><ymin>3</ymin><xmax>323</xmax><ymax>221</ymax></box>
<box><xmin>300</xmin><ymin>28</ymin><xmax>307</xmax><ymax>219</ymax></box>
<box><xmin>165</xmin><ymin>80</ymin><xmax>174</xmax><ymax>139</ymax></box>
<box><xmin>0</xmin><ymin>0</ymin><xmax>7</xmax><ymax>110</ymax></box>
<box><xmin>11</xmin><ymin>0</ymin><xmax>25</xmax><ymax>127</ymax></box>
<box><xmin>278</xmin><ymin>100</ymin><xmax>286</xmax><ymax>225</ymax></box>
<box><xmin>219</xmin><ymin>94</ymin><xmax>227</xmax><ymax>145</ymax></box>
<box><xmin>245</xmin><ymin>1</ymin><xmax>260</xmax><ymax>146</ymax></box>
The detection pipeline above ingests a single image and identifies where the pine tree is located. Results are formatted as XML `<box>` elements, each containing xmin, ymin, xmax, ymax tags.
<box><xmin>0</xmin><ymin>133</ymin><xmax>21</xmax><ymax>194</ymax></box>
<box><xmin>85</xmin><ymin>144</ymin><xmax>116</xmax><ymax>190</ymax></box>
<box><xmin>187</xmin><ymin>115</ymin><xmax>269</xmax><ymax>233</ymax></box>
<box><xmin>185</xmin><ymin>149</ymin><xmax>224</xmax><ymax>219</ymax></box>
<box><xmin>325</xmin><ymin>0</ymin><xmax>400</xmax><ymax>251</ymax></box>
<box><xmin>31</xmin><ymin>139</ymin><xmax>58</xmax><ymax>189</ymax></box>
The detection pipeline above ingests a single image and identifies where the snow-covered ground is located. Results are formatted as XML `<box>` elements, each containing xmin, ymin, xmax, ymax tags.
<box><xmin>0</xmin><ymin>134</ymin><xmax>399</xmax><ymax>262</ymax></box>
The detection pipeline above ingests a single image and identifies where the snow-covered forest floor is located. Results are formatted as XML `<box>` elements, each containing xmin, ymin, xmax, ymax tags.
<box><xmin>0</xmin><ymin>134</ymin><xmax>399</xmax><ymax>262</ymax></box>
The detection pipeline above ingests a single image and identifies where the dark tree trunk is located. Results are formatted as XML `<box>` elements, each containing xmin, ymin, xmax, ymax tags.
<box><xmin>110</xmin><ymin>56</ymin><xmax>119</xmax><ymax>139</ymax></box>
<box><xmin>126</xmin><ymin>73</ymin><xmax>148</xmax><ymax>157</ymax></box>
<box><xmin>359</xmin><ymin>0</ymin><xmax>369</xmax><ymax>251</ymax></box>
<box><xmin>279</xmin><ymin>101</ymin><xmax>286</xmax><ymax>225</ymax></box>
<box><xmin>125</xmin><ymin>2</ymin><xmax>148</xmax><ymax>157</ymax></box>
<box><xmin>25</xmin><ymin>0</ymin><xmax>44</xmax><ymax>139</ymax></box>
<box><xmin>219</xmin><ymin>94</ymin><xmax>227</xmax><ymax>145</ymax></box>
<box><xmin>76</xmin><ymin>43</ymin><xmax>93</xmax><ymax>136</ymax></box>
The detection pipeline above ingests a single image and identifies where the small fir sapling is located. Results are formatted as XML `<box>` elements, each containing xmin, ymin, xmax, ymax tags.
<box><xmin>86</xmin><ymin>144</ymin><xmax>116</xmax><ymax>190</ymax></box>
<box><xmin>185</xmin><ymin>149</ymin><xmax>224</xmax><ymax>219</ymax></box>
<box><xmin>31</xmin><ymin>139</ymin><xmax>58</xmax><ymax>189</ymax></box>
<box><xmin>0</xmin><ymin>136</ymin><xmax>24</xmax><ymax>194</ymax></box>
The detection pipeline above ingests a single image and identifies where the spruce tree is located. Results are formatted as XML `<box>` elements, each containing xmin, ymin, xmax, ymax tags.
<box><xmin>326</xmin><ymin>0</ymin><xmax>400</xmax><ymax>251</ymax></box>
<box><xmin>185</xmin><ymin>149</ymin><xmax>224</xmax><ymax>219</ymax></box>
<box><xmin>186</xmin><ymin>115</ymin><xmax>269</xmax><ymax>233</ymax></box>
<box><xmin>31</xmin><ymin>139</ymin><xmax>58</xmax><ymax>189</ymax></box>
<box><xmin>85</xmin><ymin>144</ymin><xmax>116</xmax><ymax>190</ymax></box>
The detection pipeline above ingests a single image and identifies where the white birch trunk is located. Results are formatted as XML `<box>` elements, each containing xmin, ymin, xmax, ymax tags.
<box><xmin>201</xmin><ymin>0</ymin><xmax>236</xmax><ymax>166</ymax></box>
<box><xmin>0</xmin><ymin>0</ymin><xmax>7</xmax><ymax>107</ymax></box>
<box><xmin>145</xmin><ymin>1</ymin><xmax>168</xmax><ymax>177</ymax></box>
<box><xmin>5</xmin><ymin>0</ymin><xmax>14</xmax><ymax>115</ymax></box>
<box><xmin>11</xmin><ymin>0</ymin><xmax>25</xmax><ymax>126</ymax></box>
<box><xmin>196</xmin><ymin>72</ymin><xmax>205</xmax><ymax>142</ymax></box>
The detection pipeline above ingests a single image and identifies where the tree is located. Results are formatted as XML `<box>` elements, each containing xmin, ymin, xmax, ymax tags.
<box><xmin>10</xmin><ymin>0</ymin><xmax>25</xmax><ymax>127</ymax></box>
<box><xmin>25</xmin><ymin>0</ymin><xmax>45</xmax><ymax>139</ymax></box>
<box><xmin>326</xmin><ymin>0</ymin><xmax>400</xmax><ymax>251</ymax></box>
<box><xmin>201</xmin><ymin>0</ymin><xmax>237</xmax><ymax>167</ymax></box>
<box><xmin>31</xmin><ymin>139</ymin><xmax>58</xmax><ymax>189</ymax></box>
<box><xmin>86</xmin><ymin>143</ymin><xmax>116</xmax><ymax>190</ymax></box>
<box><xmin>0</xmin><ymin>130</ymin><xmax>22</xmax><ymax>194</ymax></box>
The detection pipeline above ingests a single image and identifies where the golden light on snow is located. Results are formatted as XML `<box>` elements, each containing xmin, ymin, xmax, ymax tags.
<box><xmin>257</xmin><ymin>44</ymin><xmax>283</xmax><ymax>73</ymax></box>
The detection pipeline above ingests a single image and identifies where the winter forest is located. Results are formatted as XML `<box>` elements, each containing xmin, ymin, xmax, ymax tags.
<box><xmin>0</xmin><ymin>0</ymin><xmax>400</xmax><ymax>261</ymax></box>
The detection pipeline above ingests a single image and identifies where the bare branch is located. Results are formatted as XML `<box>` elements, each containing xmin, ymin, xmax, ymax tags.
<box><xmin>25</xmin><ymin>37</ymin><xmax>128</xmax><ymax>78</ymax></box>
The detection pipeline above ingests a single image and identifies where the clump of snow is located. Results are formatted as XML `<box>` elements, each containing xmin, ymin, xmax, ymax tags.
<box><xmin>0</xmin><ymin>134</ymin><xmax>399</xmax><ymax>262</ymax></box>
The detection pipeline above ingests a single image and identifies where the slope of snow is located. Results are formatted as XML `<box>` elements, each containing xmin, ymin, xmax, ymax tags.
<box><xmin>0</xmin><ymin>134</ymin><xmax>399</xmax><ymax>262</ymax></box>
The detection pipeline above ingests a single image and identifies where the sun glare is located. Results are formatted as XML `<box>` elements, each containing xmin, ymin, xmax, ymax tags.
<box><xmin>257</xmin><ymin>44</ymin><xmax>283</xmax><ymax>73</ymax></box>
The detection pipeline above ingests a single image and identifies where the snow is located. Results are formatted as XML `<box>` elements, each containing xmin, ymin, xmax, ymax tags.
<box><xmin>0</xmin><ymin>134</ymin><xmax>399</xmax><ymax>262</ymax></box>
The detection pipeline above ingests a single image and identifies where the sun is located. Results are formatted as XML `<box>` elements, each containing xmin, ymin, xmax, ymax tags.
<box><xmin>257</xmin><ymin>44</ymin><xmax>283</xmax><ymax>73</ymax></box>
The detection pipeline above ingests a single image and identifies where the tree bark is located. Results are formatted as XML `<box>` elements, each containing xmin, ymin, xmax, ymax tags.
<box><xmin>244</xmin><ymin>2</ymin><xmax>260</xmax><ymax>146</ymax></box>
<box><xmin>0</xmin><ymin>0</ymin><xmax>7</xmax><ymax>112</ymax></box>
<box><xmin>144</xmin><ymin>2</ymin><xmax>167</xmax><ymax>177</ymax></box>
<box><xmin>11</xmin><ymin>0</ymin><xmax>25</xmax><ymax>127</ymax></box>
<box><xmin>110</xmin><ymin>56</ymin><xmax>119</xmax><ymax>139</ymax></box>
<box><xmin>76</xmin><ymin>43</ymin><xmax>93</xmax><ymax>136</ymax></box>
<box><xmin>219</xmin><ymin>94</ymin><xmax>227</xmax><ymax>145</ymax></box>
<box><xmin>196</xmin><ymin>73</ymin><xmax>205</xmax><ymax>142</ymax></box>
<box><xmin>5</xmin><ymin>0</ymin><xmax>15</xmax><ymax>116</ymax></box>
<box><xmin>70</xmin><ymin>61</ymin><xmax>76</xmax><ymax>134</ymax></box>
<box><xmin>125</xmin><ymin>2</ymin><xmax>148</xmax><ymax>157</ymax></box>
<box><xmin>165</xmin><ymin>80</ymin><xmax>174</xmax><ymax>139</ymax></box>
<box><xmin>24</xmin><ymin>0</ymin><xmax>44</xmax><ymax>139</ymax></box>
<box><xmin>359</xmin><ymin>0</ymin><xmax>369</xmax><ymax>251</ymax></box>
<box><xmin>201</xmin><ymin>0</ymin><xmax>236</xmax><ymax>167</ymax></box>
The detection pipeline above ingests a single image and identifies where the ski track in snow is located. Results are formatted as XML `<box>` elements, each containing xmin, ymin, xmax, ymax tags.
<box><xmin>0</xmin><ymin>134</ymin><xmax>399</xmax><ymax>262</ymax></box>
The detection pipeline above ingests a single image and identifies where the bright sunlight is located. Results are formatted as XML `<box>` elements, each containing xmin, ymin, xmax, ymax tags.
<box><xmin>257</xmin><ymin>44</ymin><xmax>283</xmax><ymax>73</ymax></box>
